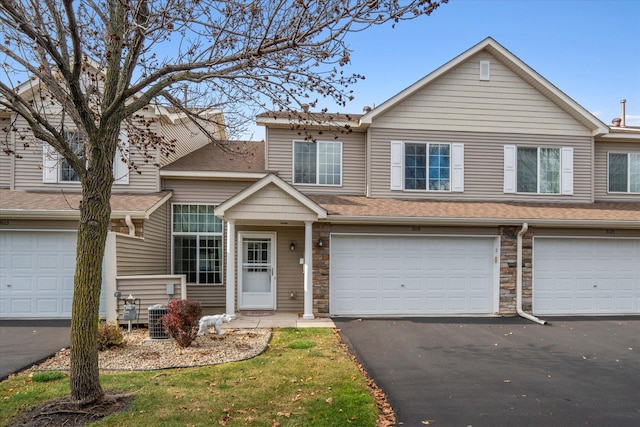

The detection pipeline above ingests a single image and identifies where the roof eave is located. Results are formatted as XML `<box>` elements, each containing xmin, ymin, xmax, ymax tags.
<box><xmin>324</xmin><ymin>215</ymin><xmax>640</xmax><ymax>229</ymax></box>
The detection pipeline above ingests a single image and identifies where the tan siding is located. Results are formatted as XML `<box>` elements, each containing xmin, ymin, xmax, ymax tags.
<box><xmin>374</xmin><ymin>52</ymin><xmax>590</xmax><ymax>137</ymax></box>
<box><xmin>369</xmin><ymin>128</ymin><xmax>593</xmax><ymax>203</ymax></box>
<box><xmin>10</xmin><ymin>114</ymin><xmax>160</xmax><ymax>193</ymax></box>
<box><xmin>186</xmin><ymin>285</ymin><xmax>226</xmax><ymax>308</ymax></box>
<box><xmin>115</xmin><ymin>203</ymin><xmax>170</xmax><ymax>276</ymax></box>
<box><xmin>160</xmin><ymin>120</ymin><xmax>215</xmax><ymax>167</ymax></box>
<box><xmin>265</xmin><ymin>127</ymin><xmax>366</xmax><ymax>195</ymax></box>
<box><xmin>0</xmin><ymin>117</ymin><xmax>12</xmax><ymax>189</ymax></box>
<box><xmin>162</xmin><ymin>178</ymin><xmax>254</xmax><ymax>204</ymax></box>
<box><xmin>226</xmin><ymin>184</ymin><xmax>318</xmax><ymax>222</ymax></box>
<box><xmin>115</xmin><ymin>277</ymin><xmax>186</xmax><ymax>324</ymax></box>
<box><xmin>594</xmin><ymin>141</ymin><xmax>640</xmax><ymax>201</ymax></box>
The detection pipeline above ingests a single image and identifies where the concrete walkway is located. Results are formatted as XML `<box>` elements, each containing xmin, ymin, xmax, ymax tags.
<box><xmin>223</xmin><ymin>312</ymin><xmax>335</xmax><ymax>329</ymax></box>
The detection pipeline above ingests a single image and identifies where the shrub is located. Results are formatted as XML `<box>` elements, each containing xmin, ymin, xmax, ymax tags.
<box><xmin>97</xmin><ymin>321</ymin><xmax>124</xmax><ymax>351</ymax></box>
<box><xmin>162</xmin><ymin>299</ymin><xmax>202</xmax><ymax>348</ymax></box>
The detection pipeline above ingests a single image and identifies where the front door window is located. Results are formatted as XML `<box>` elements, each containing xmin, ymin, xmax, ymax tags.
<box><xmin>239</xmin><ymin>233</ymin><xmax>276</xmax><ymax>310</ymax></box>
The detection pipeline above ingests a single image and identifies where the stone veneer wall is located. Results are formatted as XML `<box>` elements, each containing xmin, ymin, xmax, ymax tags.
<box><xmin>499</xmin><ymin>225</ymin><xmax>533</xmax><ymax>316</ymax></box>
<box><xmin>312</xmin><ymin>223</ymin><xmax>331</xmax><ymax>317</ymax></box>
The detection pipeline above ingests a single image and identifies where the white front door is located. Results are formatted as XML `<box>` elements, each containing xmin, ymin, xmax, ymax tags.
<box><xmin>238</xmin><ymin>233</ymin><xmax>276</xmax><ymax>310</ymax></box>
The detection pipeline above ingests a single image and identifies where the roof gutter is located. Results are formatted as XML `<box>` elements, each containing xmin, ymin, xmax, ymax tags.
<box><xmin>323</xmin><ymin>215</ymin><xmax>640</xmax><ymax>229</ymax></box>
<box><xmin>516</xmin><ymin>223</ymin><xmax>546</xmax><ymax>325</ymax></box>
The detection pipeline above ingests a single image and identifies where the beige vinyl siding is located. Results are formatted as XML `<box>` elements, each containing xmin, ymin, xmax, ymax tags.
<box><xmin>160</xmin><ymin>120</ymin><xmax>215</xmax><ymax>167</ymax></box>
<box><xmin>115</xmin><ymin>276</ymin><xmax>186</xmax><ymax>324</ymax></box>
<box><xmin>10</xmin><ymin>115</ymin><xmax>160</xmax><ymax>193</ymax></box>
<box><xmin>264</xmin><ymin>127</ymin><xmax>366</xmax><ymax>195</ymax></box>
<box><xmin>115</xmin><ymin>202</ymin><xmax>170</xmax><ymax>276</ymax></box>
<box><xmin>369</xmin><ymin>128</ymin><xmax>593</xmax><ymax>203</ymax></box>
<box><xmin>162</xmin><ymin>178</ymin><xmax>254</xmax><ymax>203</ymax></box>
<box><xmin>0</xmin><ymin>117</ymin><xmax>12</xmax><ymax>189</ymax></box>
<box><xmin>594</xmin><ymin>140</ymin><xmax>640</xmax><ymax>201</ymax></box>
<box><xmin>224</xmin><ymin>184</ymin><xmax>318</xmax><ymax>222</ymax></box>
<box><xmin>374</xmin><ymin>52</ymin><xmax>591</xmax><ymax>137</ymax></box>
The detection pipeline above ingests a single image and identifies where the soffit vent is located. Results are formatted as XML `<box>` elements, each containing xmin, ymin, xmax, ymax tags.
<box><xmin>480</xmin><ymin>60</ymin><xmax>490</xmax><ymax>81</ymax></box>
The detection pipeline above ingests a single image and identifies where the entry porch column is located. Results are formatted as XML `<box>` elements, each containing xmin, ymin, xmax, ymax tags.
<box><xmin>303</xmin><ymin>221</ymin><xmax>314</xmax><ymax>319</ymax></box>
<box><xmin>225</xmin><ymin>220</ymin><xmax>236</xmax><ymax>318</ymax></box>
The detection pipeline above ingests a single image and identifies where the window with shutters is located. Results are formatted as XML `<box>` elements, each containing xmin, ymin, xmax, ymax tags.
<box><xmin>390</xmin><ymin>141</ymin><xmax>464</xmax><ymax>192</ymax></box>
<box><xmin>503</xmin><ymin>145</ymin><xmax>573</xmax><ymax>195</ymax></box>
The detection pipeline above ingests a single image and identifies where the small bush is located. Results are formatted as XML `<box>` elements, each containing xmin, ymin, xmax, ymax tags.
<box><xmin>32</xmin><ymin>371</ymin><xmax>66</xmax><ymax>382</ymax></box>
<box><xmin>162</xmin><ymin>299</ymin><xmax>202</xmax><ymax>348</ymax></box>
<box><xmin>97</xmin><ymin>322</ymin><xmax>124</xmax><ymax>351</ymax></box>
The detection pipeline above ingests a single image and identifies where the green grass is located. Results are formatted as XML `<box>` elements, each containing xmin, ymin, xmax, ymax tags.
<box><xmin>0</xmin><ymin>328</ymin><xmax>378</xmax><ymax>427</ymax></box>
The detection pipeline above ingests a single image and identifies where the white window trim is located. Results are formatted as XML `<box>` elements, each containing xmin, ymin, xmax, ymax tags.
<box><xmin>42</xmin><ymin>130</ymin><xmax>129</xmax><ymax>185</ymax></box>
<box><xmin>607</xmin><ymin>151</ymin><xmax>640</xmax><ymax>194</ymax></box>
<box><xmin>390</xmin><ymin>141</ymin><xmax>464</xmax><ymax>192</ymax></box>
<box><xmin>504</xmin><ymin>145</ymin><xmax>573</xmax><ymax>195</ymax></box>
<box><xmin>171</xmin><ymin>203</ymin><xmax>224</xmax><ymax>285</ymax></box>
<box><xmin>292</xmin><ymin>140</ymin><xmax>343</xmax><ymax>186</ymax></box>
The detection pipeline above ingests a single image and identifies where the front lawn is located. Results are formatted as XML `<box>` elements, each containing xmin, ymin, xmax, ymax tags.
<box><xmin>1</xmin><ymin>328</ymin><xmax>379</xmax><ymax>426</ymax></box>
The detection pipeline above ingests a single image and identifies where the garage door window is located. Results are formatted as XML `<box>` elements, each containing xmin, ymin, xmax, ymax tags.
<box><xmin>172</xmin><ymin>204</ymin><xmax>223</xmax><ymax>284</ymax></box>
<box><xmin>608</xmin><ymin>153</ymin><xmax>640</xmax><ymax>193</ymax></box>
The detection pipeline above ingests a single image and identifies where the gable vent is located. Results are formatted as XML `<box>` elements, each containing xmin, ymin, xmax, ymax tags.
<box><xmin>480</xmin><ymin>60</ymin><xmax>490</xmax><ymax>81</ymax></box>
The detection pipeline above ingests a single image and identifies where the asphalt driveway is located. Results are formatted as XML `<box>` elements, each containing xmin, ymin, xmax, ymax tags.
<box><xmin>0</xmin><ymin>320</ymin><xmax>70</xmax><ymax>381</ymax></box>
<box><xmin>335</xmin><ymin>317</ymin><xmax>640</xmax><ymax>426</ymax></box>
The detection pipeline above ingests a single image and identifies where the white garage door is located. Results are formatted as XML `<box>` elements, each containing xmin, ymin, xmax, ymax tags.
<box><xmin>330</xmin><ymin>235</ymin><xmax>497</xmax><ymax>316</ymax></box>
<box><xmin>0</xmin><ymin>231</ymin><xmax>77</xmax><ymax>318</ymax></box>
<box><xmin>533</xmin><ymin>238</ymin><xmax>640</xmax><ymax>315</ymax></box>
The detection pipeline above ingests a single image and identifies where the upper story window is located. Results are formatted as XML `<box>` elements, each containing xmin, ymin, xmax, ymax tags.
<box><xmin>504</xmin><ymin>145</ymin><xmax>573</xmax><ymax>195</ymax></box>
<box><xmin>60</xmin><ymin>131</ymin><xmax>84</xmax><ymax>182</ymax></box>
<box><xmin>608</xmin><ymin>152</ymin><xmax>640</xmax><ymax>193</ymax></box>
<box><xmin>172</xmin><ymin>204</ymin><xmax>223</xmax><ymax>284</ymax></box>
<box><xmin>390</xmin><ymin>141</ymin><xmax>464</xmax><ymax>192</ymax></box>
<box><xmin>293</xmin><ymin>140</ymin><xmax>342</xmax><ymax>186</ymax></box>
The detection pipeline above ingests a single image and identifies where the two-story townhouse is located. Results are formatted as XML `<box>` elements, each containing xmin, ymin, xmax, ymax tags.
<box><xmin>184</xmin><ymin>37</ymin><xmax>639</xmax><ymax>321</ymax></box>
<box><xmin>2</xmin><ymin>37</ymin><xmax>638</xmax><ymax>323</ymax></box>
<box><xmin>0</xmin><ymin>75</ymin><xmax>227</xmax><ymax>320</ymax></box>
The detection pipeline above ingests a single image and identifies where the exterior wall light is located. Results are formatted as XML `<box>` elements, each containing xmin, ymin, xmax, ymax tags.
<box><xmin>290</xmin><ymin>242</ymin><xmax>296</xmax><ymax>251</ymax></box>
<box><xmin>317</xmin><ymin>238</ymin><xmax>324</xmax><ymax>247</ymax></box>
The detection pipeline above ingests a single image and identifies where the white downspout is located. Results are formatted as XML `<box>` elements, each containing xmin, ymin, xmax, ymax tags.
<box><xmin>516</xmin><ymin>223</ymin><xmax>546</xmax><ymax>325</ymax></box>
<box><xmin>124</xmin><ymin>214</ymin><xmax>136</xmax><ymax>237</ymax></box>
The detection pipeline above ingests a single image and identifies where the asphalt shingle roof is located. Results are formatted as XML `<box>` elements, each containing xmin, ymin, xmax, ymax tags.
<box><xmin>161</xmin><ymin>141</ymin><xmax>265</xmax><ymax>173</ymax></box>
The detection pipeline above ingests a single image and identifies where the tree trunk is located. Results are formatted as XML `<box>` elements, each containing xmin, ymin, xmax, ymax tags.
<box><xmin>69</xmin><ymin>133</ymin><xmax>115</xmax><ymax>404</ymax></box>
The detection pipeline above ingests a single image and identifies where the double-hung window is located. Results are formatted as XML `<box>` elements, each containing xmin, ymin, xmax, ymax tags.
<box><xmin>504</xmin><ymin>145</ymin><xmax>573</xmax><ymax>195</ymax></box>
<box><xmin>172</xmin><ymin>204</ymin><xmax>223</xmax><ymax>284</ymax></box>
<box><xmin>60</xmin><ymin>131</ymin><xmax>84</xmax><ymax>182</ymax></box>
<box><xmin>293</xmin><ymin>140</ymin><xmax>342</xmax><ymax>185</ymax></box>
<box><xmin>608</xmin><ymin>153</ymin><xmax>640</xmax><ymax>193</ymax></box>
<box><xmin>390</xmin><ymin>141</ymin><xmax>464</xmax><ymax>192</ymax></box>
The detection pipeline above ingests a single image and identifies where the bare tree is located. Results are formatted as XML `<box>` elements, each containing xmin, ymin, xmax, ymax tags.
<box><xmin>0</xmin><ymin>0</ymin><xmax>447</xmax><ymax>404</ymax></box>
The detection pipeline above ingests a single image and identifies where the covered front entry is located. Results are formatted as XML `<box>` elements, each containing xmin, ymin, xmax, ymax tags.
<box><xmin>214</xmin><ymin>175</ymin><xmax>328</xmax><ymax>319</ymax></box>
<box><xmin>238</xmin><ymin>232</ymin><xmax>276</xmax><ymax>310</ymax></box>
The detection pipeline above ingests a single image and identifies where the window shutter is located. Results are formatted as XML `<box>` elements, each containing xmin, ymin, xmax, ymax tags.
<box><xmin>561</xmin><ymin>147</ymin><xmax>573</xmax><ymax>195</ymax></box>
<box><xmin>503</xmin><ymin>145</ymin><xmax>516</xmax><ymax>193</ymax></box>
<box><xmin>113</xmin><ymin>131</ymin><xmax>129</xmax><ymax>185</ymax></box>
<box><xmin>42</xmin><ymin>144</ymin><xmax>58</xmax><ymax>183</ymax></box>
<box><xmin>451</xmin><ymin>143</ymin><xmax>464</xmax><ymax>192</ymax></box>
<box><xmin>390</xmin><ymin>141</ymin><xmax>403</xmax><ymax>190</ymax></box>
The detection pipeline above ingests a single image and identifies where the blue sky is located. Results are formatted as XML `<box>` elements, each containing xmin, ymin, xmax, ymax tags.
<box><xmin>248</xmin><ymin>0</ymin><xmax>640</xmax><ymax>139</ymax></box>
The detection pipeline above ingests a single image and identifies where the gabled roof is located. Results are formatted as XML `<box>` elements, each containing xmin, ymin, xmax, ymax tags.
<box><xmin>160</xmin><ymin>140</ymin><xmax>266</xmax><ymax>179</ymax></box>
<box><xmin>359</xmin><ymin>37</ymin><xmax>609</xmax><ymax>136</ymax></box>
<box><xmin>215</xmin><ymin>174</ymin><xmax>327</xmax><ymax>219</ymax></box>
<box><xmin>0</xmin><ymin>189</ymin><xmax>172</xmax><ymax>220</ymax></box>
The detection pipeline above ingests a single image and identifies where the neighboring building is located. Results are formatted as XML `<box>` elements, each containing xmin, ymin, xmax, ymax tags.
<box><xmin>1</xmin><ymin>37</ymin><xmax>639</xmax><ymax>322</ymax></box>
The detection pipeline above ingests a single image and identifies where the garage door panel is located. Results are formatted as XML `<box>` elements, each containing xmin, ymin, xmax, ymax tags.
<box><xmin>534</xmin><ymin>238</ymin><xmax>639</xmax><ymax>315</ymax></box>
<box><xmin>331</xmin><ymin>235</ymin><xmax>496</xmax><ymax>316</ymax></box>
